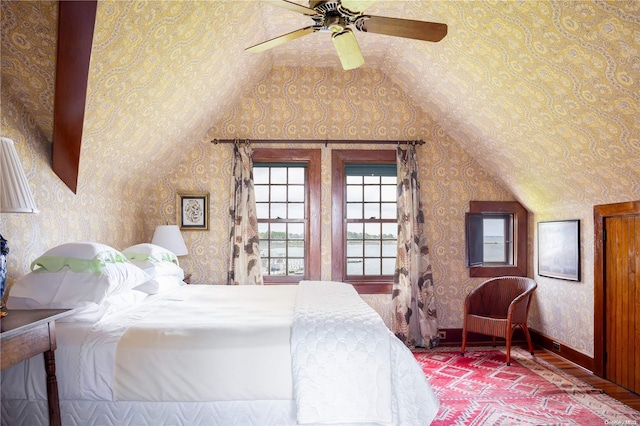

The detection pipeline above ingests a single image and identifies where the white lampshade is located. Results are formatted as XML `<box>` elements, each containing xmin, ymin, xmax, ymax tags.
<box><xmin>151</xmin><ymin>225</ymin><xmax>188</xmax><ymax>256</ymax></box>
<box><xmin>1</xmin><ymin>137</ymin><xmax>39</xmax><ymax>213</ymax></box>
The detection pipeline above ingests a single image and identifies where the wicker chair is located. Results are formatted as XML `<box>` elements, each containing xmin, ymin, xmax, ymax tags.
<box><xmin>461</xmin><ymin>276</ymin><xmax>537</xmax><ymax>365</ymax></box>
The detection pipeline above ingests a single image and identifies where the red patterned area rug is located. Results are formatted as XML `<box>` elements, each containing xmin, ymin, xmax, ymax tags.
<box><xmin>414</xmin><ymin>347</ymin><xmax>640</xmax><ymax>425</ymax></box>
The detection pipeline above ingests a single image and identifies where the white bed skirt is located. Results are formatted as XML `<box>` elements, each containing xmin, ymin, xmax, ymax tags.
<box><xmin>1</xmin><ymin>399</ymin><xmax>398</xmax><ymax>426</ymax></box>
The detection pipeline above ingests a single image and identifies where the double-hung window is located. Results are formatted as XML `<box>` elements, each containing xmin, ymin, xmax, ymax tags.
<box><xmin>332</xmin><ymin>150</ymin><xmax>397</xmax><ymax>293</ymax></box>
<box><xmin>253</xmin><ymin>149</ymin><xmax>321</xmax><ymax>284</ymax></box>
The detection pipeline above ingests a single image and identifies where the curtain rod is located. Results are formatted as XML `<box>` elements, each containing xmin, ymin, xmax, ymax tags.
<box><xmin>211</xmin><ymin>139</ymin><xmax>424</xmax><ymax>147</ymax></box>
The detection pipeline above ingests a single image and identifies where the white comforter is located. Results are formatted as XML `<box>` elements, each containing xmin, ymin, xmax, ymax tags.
<box><xmin>2</xmin><ymin>282</ymin><xmax>439</xmax><ymax>425</ymax></box>
<box><xmin>292</xmin><ymin>281</ymin><xmax>438</xmax><ymax>425</ymax></box>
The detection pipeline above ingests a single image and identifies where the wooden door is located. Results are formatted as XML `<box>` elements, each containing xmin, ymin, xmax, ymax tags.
<box><xmin>595</xmin><ymin>201</ymin><xmax>640</xmax><ymax>393</ymax></box>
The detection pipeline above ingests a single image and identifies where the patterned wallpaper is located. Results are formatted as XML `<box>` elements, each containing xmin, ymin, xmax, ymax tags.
<box><xmin>2</xmin><ymin>1</ymin><xmax>639</xmax><ymax>358</ymax></box>
<box><xmin>151</xmin><ymin>65</ymin><xmax>516</xmax><ymax>331</ymax></box>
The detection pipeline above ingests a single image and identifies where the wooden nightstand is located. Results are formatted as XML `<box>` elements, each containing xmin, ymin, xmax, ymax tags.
<box><xmin>0</xmin><ymin>309</ymin><xmax>72</xmax><ymax>426</ymax></box>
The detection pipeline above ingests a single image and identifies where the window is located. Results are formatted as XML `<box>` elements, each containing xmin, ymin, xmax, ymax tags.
<box><xmin>253</xmin><ymin>149</ymin><xmax>321</xmax><ymax>283</ymax></box>
<box><xmin>466</xmin><ymin>201</ymin><xmax>528</xmax><ymax>277</ymax></box>
<box><xmin>332</xmin><ymin>150</ymin><xmax>397</xmax><ymax>293</ymax></box>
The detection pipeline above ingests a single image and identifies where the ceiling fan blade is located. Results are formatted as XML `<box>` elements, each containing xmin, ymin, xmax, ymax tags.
<box><xmin>271</xmin><ymin>0</ymin><xmax>319</xmax><ymax>16</ymax></box>
<box><xmin>340</xmin><ymin>0</ymin><xmax>378</xmax><ymax>14</ymax></box>
<box><xmin>245</xmin><ymin>26</ymin><xmax>316</xmax><ymax>53</ymax></box>
<box><xmin>332</xmin><ymin>29</ymin><xmax>365</xmax><ymax>70</ymax></box>
<box><xmin>357</xmin><ymin>15</ymin><xmax>447</xmax><ymax>42</ymax></box>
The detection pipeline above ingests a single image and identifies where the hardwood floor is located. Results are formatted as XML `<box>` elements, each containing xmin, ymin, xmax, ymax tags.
<box><xmin>535</xmin><ymin>348</ymin><xmax>640</xmax><ymax>412</ymax></box>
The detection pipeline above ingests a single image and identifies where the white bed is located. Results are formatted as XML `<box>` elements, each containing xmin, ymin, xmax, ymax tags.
<box><xmin>1</xmin><ymin>282</ymin><xmax>439</xmax><ymax>425</ymax></box>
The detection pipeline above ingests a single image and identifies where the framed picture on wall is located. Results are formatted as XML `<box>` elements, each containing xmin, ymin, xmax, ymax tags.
<box><xmin>177</xmin><ymin>193</ymin><xmax>209</xmax><ymax>230</ymax></box>
<box><xmin>537</xmin><ymin>220</ymin><xmax>580</xmax><ymax>281</ymax></box>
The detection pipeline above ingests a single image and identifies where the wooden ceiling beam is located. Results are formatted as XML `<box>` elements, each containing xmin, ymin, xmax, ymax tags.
<box><xmin>52</xmin><ymin>0</ymin><xmax>97</xmax><ymax>193</ymax></box>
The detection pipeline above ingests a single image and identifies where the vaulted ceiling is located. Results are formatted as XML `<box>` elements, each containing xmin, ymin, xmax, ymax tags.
<box><xmin>2</xmin><ymin>0</ymin><xmax>639</xmax><ymax>215</ymax></box>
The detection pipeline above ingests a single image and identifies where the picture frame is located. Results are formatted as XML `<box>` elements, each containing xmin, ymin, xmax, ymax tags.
<box><xmin>537</xmin><ymin>220</ymin><xmax>580</xmax><ymax>281</ymax></box>
<box><xmin>177</xmin><ymin>193</ymin><xmax>209</xmax><ymax>230</ymax></box>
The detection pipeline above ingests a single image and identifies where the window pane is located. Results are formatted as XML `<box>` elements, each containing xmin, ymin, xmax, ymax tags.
<box><xmin>253</xmin><ymin>168</ymin><xmax>269</xmax><ymax>184</ymax></box>
<box><xmin>271</xmin><ymin>203</ymin><xmax>287</xmax><ymax>219</ymax></box>
<box><xmin>270</xmin><ymin>259</ymin><xmax>286</xmax><ymax>275</ymax></box>
<box><xmin>364</xmin><ymin>223</ymin><xmax>380</xmax><ymax>239</ymax></box>
<box><xmin>381</xmin><ymin>185</ymin><xmax>396</xmax><ymax>202</ymax></box>
<box><xmin>271</xmin><ymin>167</ymin><xmax>287</xmax><ymax>184</ymax></box>
<box><xmin>288</xmin><ymin>168</ymin><xmax>304</xmax><ymax>184</ymax></box>
<box><xmin>258</xmin><ymin>223</ymin><xmax>269</xmax><ymax>240</ymax></box>
<box><xmin>268</xmin><ymin>185</ymin><xmax>286</xmax><ymax>202</ymax></box>
<box><xmin>381</xmin><ymin>176</ymin><xmax>396</xmax><ymax>185</ymax></box>
<box><xmin>288</xmin><ymin>223</ymin><xmax>304</xmax><ymax>239</ymax></box>
<box><xmin>363</xmin><ymin>176</ymin><xmax>380</xmax><ymax>184</ymax></box>
<box><xmin>289</xmin><ymin>185</ymin><xmax>304</xmax><ymax>202</ymax></box>
<box><xmin>256</xmin><ymin>203</ymin><xmax>269</xmax><ymax>218</ymax></box>
<box><xmin>364</xmin><ymin>203</ymin><xmax>379</xmax><ymax>219</ymax></box>
<box><xmin>255</xmin><ymin>186</ymin><xmax>269</xmax><ymax>202</ymax></box>
<box><xmin>381</xmin><ymin>223</ymin><xmax>397</xmax><ymax>239</ymax></box>
<box><xmin>382</xmin><ymin>258</ymin><xmax>396</xmax><ymax>275</ymax></box>
<box><xmin>364</xmin><ymin>258</ymin><xmax>381</xmax><ymax>275</ymax></box>
<box><xmin>347</xmin><ymin>223</ymin><xmax>363</xmax><ymax>239</ymax></box>
<box><xmin>346</xmin><ymin>203</ymin><xmax>363</xmax><ymax>219</ymax></box>
<box><xmin>288</xmin><ymin>241</ymin><xmax>304</xmax><ymax>258</ymax></box>
<box><xmin>270</xmin><ymin>223</ymin><xmax>286</xmax><ymax>239</ymax></box>
<box><xmin>346</xmin><ymin>175</ymin><xmax>362</xmax><ymax>185</ymax></box>
<box><xmin>288</xmin><ymin>258</ymin><xmax>304</xmax><ymax>275</ymax></box>
<box><xmin>346</xmin><ymin>185</ymin><xmax>363</xmax><ymax>202</ymax></box>
<box><xmin>364</xmin><ymin>185</ymin><xmax>381</xmax><ymax>202</ymax></box>
<box><xmin>288</xmin><ymin>203</ymin><xmax>304</xmax><ymax>219</ymax></box>
<box><xmin>382</xmin><ymin>240</ymin><xmax>396</xmax><ymax>256</ymax></box>
<box><xmin>365</xmin><ymin>240</ymin><xmax>381</xmax><ymax>257</ymax></box>
<box><xmin>271</xmin><ymin>240</ymin><xmax>286</xmax><ymax>257</ymax></box>
<box><xmin>484</xmin><ymin>218</ymin><xmax>506</xmax><ymax>262</ymax></box>
<box><xmin>347</xmin><ymin>240</ymin><xmax>364</xmax><ymax>257</ymax></box>
<box><xmin>347</xmin><ymin>258</ymin><xmax>363</xmax><ymax>275</ymax></box>
<box><xmin>381</xmin><ymin>203</ymin><xmax>396</xmax><ymax>219</ymax></box>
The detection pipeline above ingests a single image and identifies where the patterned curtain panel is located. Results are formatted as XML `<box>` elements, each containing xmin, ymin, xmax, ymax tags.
<box><xmin>392</xmin><ymin>145</ymin><xmax>439</xmax><ymax>349</ymax></box>
<box><xmin>228</xmin><ymin>144</ymin><xmax>264</xmax><ymax>285</ymax></box>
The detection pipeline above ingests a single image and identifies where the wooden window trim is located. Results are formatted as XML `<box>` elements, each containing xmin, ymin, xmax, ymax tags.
<box><xmin>253</xmin><ymin>149</ymin><xmax>321</xmax><ymax>284</ymax></box>
<box><xmin>468</xmin><ymin>200</ymin><xmax>528</xmax><ymax>277</ymax></box>
<box><xmin>331</xmin><ymin>149</ymin><xmax>396</xmax><ymax>294</ymax></box>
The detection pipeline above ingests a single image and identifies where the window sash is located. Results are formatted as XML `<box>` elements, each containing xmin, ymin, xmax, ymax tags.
<box><xmin>253</xmin><ymin>149</ymin><xmax>321</xmax><ymax>284</ymax></box>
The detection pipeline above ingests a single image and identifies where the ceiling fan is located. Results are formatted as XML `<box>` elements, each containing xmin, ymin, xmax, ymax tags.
<box><xmin>245</xmin><ymin>0</ymin><xmax>448</xmax><ymax>70</ymax></box>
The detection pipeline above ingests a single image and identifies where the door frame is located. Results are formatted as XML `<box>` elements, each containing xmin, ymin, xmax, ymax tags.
<box><xmin>593</xmin><ymin>200</ymin><xmax>640</xmax><ymax>377</ymax></box>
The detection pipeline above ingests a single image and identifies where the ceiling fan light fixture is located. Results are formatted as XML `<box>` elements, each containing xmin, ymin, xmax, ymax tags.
<box><xmin>332</xmin><ymin>28</ymin><xmax>365</xmax><ymax>70</ymax></box>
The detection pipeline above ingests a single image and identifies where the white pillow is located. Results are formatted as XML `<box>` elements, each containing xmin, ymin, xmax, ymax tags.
<box><xmin>123</xmin><ymin>243</ymin><xmax>184</xmax><ymax>279</ymax></box>
<box><xmin>8</xmin><ymin>260</ymin><xmax>151</xmax><ymax>310</ymax></box>
<box><xmin>30</xmin><ymin>242</ymin><xmax>129</xmax><ymax>273</ymax></box>
<box><xmin>134</xmin><ymin>275</ymin><xmax>185</xmax><ymax>295</ymax></box>
<box><xmin>122</xmin><ymin>243</ymin><xmax>179</xmax><ymax>264</ymax></box>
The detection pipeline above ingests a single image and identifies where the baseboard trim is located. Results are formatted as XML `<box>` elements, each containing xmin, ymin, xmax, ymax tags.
<box><xmin>436</xmin><ymin>328</ymin><xmax>595</xmax><ymax>373</ymax></box>
<box><xmin>529</xmin><ymin>329</ymin><xmax>594</xmax><ymax>372</ymax></box>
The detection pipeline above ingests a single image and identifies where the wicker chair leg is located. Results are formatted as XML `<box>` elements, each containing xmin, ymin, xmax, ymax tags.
<box><xmin>522</xmin><ymin>324</ymin><xmax>534</xmax><ymax>356</ymax></box>
<box><xmin>461</xmin><ymin>329</ymin><xmax>467</xmax><ymax>357</ymax></box>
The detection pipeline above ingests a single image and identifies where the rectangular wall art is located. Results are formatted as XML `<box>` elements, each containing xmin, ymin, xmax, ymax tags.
<box><xmin>537</xmin><ymin>220</ymin><xmax>580</xmax><ymax>281</ymax></box>
<box><xmin>177</xmin><ymin>193</ymin><xmax>209</xmax><ymax>230</ymax></box>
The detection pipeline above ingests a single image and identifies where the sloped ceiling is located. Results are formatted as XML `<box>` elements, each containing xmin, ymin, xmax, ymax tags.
<box><xmin>1</xmin><ymin>0</ymin><xmax>639</xmax><ymax>215</ymax></box>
